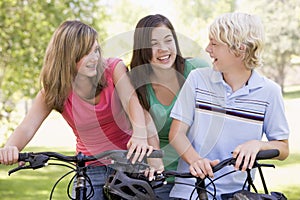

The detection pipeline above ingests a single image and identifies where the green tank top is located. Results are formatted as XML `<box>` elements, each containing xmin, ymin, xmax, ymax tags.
<box><xmin>146</xmin><ymin>58</ymin><xmax>209</xmax><ymax>181</ymax></box>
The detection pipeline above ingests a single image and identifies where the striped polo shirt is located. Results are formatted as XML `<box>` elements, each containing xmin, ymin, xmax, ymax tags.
<box><xmin>170</xmin><ymin>67</ymin><xmax>289</xmax><ymax>199</ymax></box>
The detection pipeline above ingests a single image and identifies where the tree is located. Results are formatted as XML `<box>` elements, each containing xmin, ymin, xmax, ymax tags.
<box><xmin>170</xmin><ymin>0</ymin><xmax>237</xmax><ymax>62</ymax></box>
<box><xmin>0</xmin><ymin>0</ymin><xmax>109</xmax><ymax>144</ymax></box>
<box><xmin>173</xmin><ymin>0</ymin><xmax>238</xmax><ymax>46</ymax></box>
<box><xmin>239</xmin><ymin>0</ymin><xmax>300</xmax><ymax>92</ymax></box>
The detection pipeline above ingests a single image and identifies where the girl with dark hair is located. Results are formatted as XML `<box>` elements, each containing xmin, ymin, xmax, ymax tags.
<box><xmin>130</xmin><ymin>14</ymin><xmax>209</xmax><ymax>199</ymax></box>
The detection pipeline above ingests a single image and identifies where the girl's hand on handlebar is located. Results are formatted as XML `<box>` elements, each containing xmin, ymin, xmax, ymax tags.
<box><xmin>144</xmin><ymin>157</ymin><xmax>164</xmax><ymax>181</ymax></box>
<box><xmin>126</xmin><ymin>137</ymin><xmax>153</xmax><ymax>164</ymax></box>
<box><xmin>189</xmin><ymin>158</ymin><xmax>219</xmax><ymax>179</ymax></box>
<box><xmin>0</xmin><ymin>146</ymin><xmax>19</xmax><ymax>165</ymax></box>
<box><xmin>232</xmin><ymin>140</ymin><xmax>262</xmax><ymax>171</ymax></box>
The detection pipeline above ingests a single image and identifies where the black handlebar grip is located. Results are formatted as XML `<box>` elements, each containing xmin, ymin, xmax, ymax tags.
<box><xmin>18</xmin><ymin>153</ymin><xmax>30</xmax><ymax>162</ymax></box>
<box><xmin>256</xmin><ymin>149</ymin><xmax>279</xmax><ymax>160</ymax></box>
<box><xmin>148</xmin><ymin>149</ymin><xmax>164</xmax><ymax>158</ymax></box>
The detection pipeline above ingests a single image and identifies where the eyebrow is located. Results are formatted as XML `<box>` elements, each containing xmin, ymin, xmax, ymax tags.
<box><xmin>151</xmin><ymin>34</ymin><xmax>173</xmax><ymax>41</ymax></box>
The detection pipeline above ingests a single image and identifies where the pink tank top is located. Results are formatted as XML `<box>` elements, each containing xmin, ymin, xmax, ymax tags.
<box><xmin>62</xmin><ymin>58</ymin><xmax>132</xmax><ymax>157</ymax></box>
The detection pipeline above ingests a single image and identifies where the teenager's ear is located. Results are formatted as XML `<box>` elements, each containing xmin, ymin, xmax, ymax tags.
<box><xmin>239</xmin><ymin>44</ymin><xmax>246</xmax><ymax>52</ymax></box>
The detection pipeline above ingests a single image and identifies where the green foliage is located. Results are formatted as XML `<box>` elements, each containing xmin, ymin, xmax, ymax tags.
<box><xmin>0</xmin><ymin>0</ymin><xmax>109</xmax><ymax>99</ymax></box>
<box><xmin>172</xmin><ymin>0</ymin><xmax>300</xmax><ymax>92</ymax></box>
<box><xmin>164</xmin><ymin>0</ymin><xmax>238</xmax><ymax>63</ymax></box>
<box><xmin>0</xmin><ymin>0</ymin><xmax>109</xmax><ymax>141</ymax></box>
<box><xmin>173</xmin><ymin>0</ymin><xmax>237</xmax><ymax>43</ymax></box>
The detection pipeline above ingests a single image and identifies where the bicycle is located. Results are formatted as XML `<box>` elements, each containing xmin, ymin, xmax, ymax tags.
<box><xmin>8</xmin><ymin>149</ymin><xmax>287</xmax><ymax>200</ymax></box>
<box><xmin>8</xmin><ymin>149</ymin><xmax>164</xmax><ymax>200</ymax></box>
<box><xmin>103</xmin><ymin>149</ymin><xmax>287</xmax><ymax>200</ymax></box>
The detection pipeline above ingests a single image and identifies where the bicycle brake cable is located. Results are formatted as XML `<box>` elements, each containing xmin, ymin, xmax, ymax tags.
<box><xmin>49</xmin><ymin>169</ymin><xmax>75</xmax><ymax>200</ymax></box>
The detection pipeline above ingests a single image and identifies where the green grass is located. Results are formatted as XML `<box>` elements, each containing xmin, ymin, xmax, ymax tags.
<box><xmin>283</xmin><ymin>85</ymin><xmax>300</xmax><ymax>99</ymax></box>
<box><xmin>284</xmin><ymin>89</ymin><xmax>300</xmax><ymax>99</ymax></box>
<box><xmin>1</xmin><ymin>147</ymin><xmax>300</xmax><ymax>199</ymax></box>
<box><xmin>260</xmin><ymin>152</ymin><xmax>300</xmax><ymax>167</ymax></box>
<box><xmin>255</xmin><ymin>153</ymin><xmax>300</xmax><ymax>200</ymax></box>
<box><xmin>280</xmin><ymin>186</ymin><xmax>300</xmax><ymax>200</ymax></box>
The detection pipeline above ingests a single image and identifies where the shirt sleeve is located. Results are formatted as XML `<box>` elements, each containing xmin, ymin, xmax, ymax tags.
<box><xmin>263</xmin><ymin>82</ymin><xmax>290</xmax><ymax>141</ymax></box>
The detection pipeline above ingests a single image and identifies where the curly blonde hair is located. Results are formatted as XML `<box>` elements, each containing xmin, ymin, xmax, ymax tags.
<box><xmin>208</xmin><ymin>12</ymin><xmax>265</xmax><ymax>70</ymax></box>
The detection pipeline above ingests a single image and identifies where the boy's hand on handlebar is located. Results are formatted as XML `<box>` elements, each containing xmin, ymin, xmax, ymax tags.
<box><xmin>0</xmin><ymin>146</ymin><xmax>19</xmax><ymax>165</ymax></box>
<box><xmin>232</xmin><ymin>140</ymin><xmax>262</xmax><ymax>171</ymax></box>
<box><xmin>126</xmin><ymin>137</ymin><xmax>153</xmax><ymax>164</ymax></box>
<box><xmin>189</xmin><ymin>158</ymin><xmax>219</xmax><ymax>179</ymax></box>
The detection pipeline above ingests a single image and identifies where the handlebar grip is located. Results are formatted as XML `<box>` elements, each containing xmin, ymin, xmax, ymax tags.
<box><xmin>18</xmin><ymin>153</ymin><xmax>30</xmax><ymax>162</ymax></box>
<box><xmin>256</xmin><ymin>149</ymin><xmax>279</xmax><ymax>160</ymax></box>
<box><xmin>162</xmin><ymin>170</ymin><xmax>194</xmax><ymax>178</ymax></box>
<box><xmin>148</xmin><ymin>149</ymin><xmax>164</xmax><ymax>158</ymax></box>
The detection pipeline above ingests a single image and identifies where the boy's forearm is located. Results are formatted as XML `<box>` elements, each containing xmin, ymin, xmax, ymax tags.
<box><xmin>169</xmin><ymin>119</ymin><xmax>202</xmax><ymax>164</ymax></box>
<box><xmin>170</xmin><ymin>133</ymin><xmax>202</xmax><ymax>164</ymax></box>
<box><xmin>260</xmin><ymin>139</ymin><xmax>289</xmax><ymax>160</ymax></box>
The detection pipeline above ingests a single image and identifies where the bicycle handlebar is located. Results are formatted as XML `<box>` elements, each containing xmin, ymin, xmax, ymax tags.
<box><xmin>8</xmin><ymin>149</ymin><xmax>279</xmax><ymax>200</ymax></box>
<box><xmin>212</xmin><ymin>149</ymin><xmax>279</xmax><ymax>173</ymax></box>
<box><xmin>18</xmin><ymin>149</ymin><xmax>164</xmax><ymax>162</ymax></box>
<box><xmin>161</xmin><ymin>149</ymin><xmax>280</xmax><ymax>178</ymax></box>
<box><xmin>8</xmin><ymin>149</ymin><xmax>164</xmax><ymax>175</ymax></box>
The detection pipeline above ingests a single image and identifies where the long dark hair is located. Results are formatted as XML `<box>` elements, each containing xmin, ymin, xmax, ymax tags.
<box><xmin>129</xmin><ymin>14</ymin><xmax>185</xmax><ymax>110</ymax></box>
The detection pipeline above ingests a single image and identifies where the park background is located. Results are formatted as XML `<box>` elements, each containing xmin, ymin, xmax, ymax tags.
<box><xmin>0</xmin><ymin>0</ymin><xmax>299</xmax><ymax>199</ymax></box>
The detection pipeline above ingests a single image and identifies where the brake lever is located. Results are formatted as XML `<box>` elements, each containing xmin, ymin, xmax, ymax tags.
<box><xmin>26</xmin><ymin>154</ymin><xmax>49</xmax><ymax>169</ymax></box>
<box><xmin>8</xmin><ymin>165</ymin><xmax>33</xmax><ymax>176</ymax></box>
<box><xmin>8</xmin><ymin>154</ymin><xmax>50</xmax><ymax>176</ymax></box>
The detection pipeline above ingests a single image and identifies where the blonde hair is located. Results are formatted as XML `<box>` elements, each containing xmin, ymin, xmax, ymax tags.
<box><xmin>40</xmin><ymin>20</ymin><xmax>103</xmax><ymax>112</ymax></box>
<box><xmin>209</xmin><ymin>12</ymin><xmax>264</xmax><ymax>69</ymax></box>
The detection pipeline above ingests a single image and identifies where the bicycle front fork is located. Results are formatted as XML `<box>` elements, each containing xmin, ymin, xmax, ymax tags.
<box><xmin>76</xmin><ymin>172</ymin><xmax>87</xmax><ymax>200</ymax></box>
<box><xmin>196</xmin><ymin>178</ymin><xmax>208</xmax><ymax>200</ymax></box>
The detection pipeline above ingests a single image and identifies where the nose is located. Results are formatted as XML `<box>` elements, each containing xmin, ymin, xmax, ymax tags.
<box><xmin>85</xmin><ymin>53</ymin><xmax>99</xmax><ymax>67</ymax></box>
<box><xmin>89</xmin><ymin>51</ymin><xmax>100</xmax><ymax>61</ymax></box>
<box><xmin>157</xmin><ymin>42</ymin><xmax>169</xmax><ymax>51</ymax></box>
<box><xmin>205</xmin><ymin>44</ymin><xmax>211</xmax><ymax>53</ymax></box>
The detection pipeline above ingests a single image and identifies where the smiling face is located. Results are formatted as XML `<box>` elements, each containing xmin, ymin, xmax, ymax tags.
<box><xmin>206</xmin><ymin>37</ymin><xmax>242</xmax><ymax>73</ymax></box>
<box><xmin>76</xmin><ymin>41</ymin><xmax>101</xmax><ymax>77</ymax></box>
<box><xmin>150</xmin><ymin>25</ymin><xmax>177</xmax><ymax>69</ymax></box>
